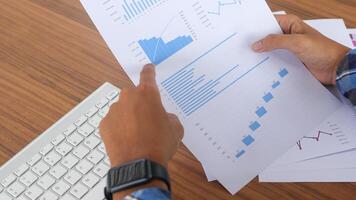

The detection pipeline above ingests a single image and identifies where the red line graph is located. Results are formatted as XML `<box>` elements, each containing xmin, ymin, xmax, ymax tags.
<box><xmin>297</xmin><ymin>130</ymin><xmax>333</xmax><ymax>150</ymax></box>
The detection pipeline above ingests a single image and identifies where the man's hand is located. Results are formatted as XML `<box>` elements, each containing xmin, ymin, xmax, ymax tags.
<box><xmin>252</xmin><ymin>15</ymin><xmax>350</xmax><ymax>85</ymax></box>
<box><xmin>100</xmin><ymin>64</ymin><xmax>184</xmax><ymax>198</ymax></box>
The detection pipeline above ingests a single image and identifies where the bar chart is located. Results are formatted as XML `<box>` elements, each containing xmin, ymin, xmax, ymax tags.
<box><xmin>138</xmin><ymin>35</ymin><xmax>193</xmax><ymax>65</ymax></box>
<box><xmin>235</xmin><ymin>67</ymin><xmax>289</xmax><ymax>160</ymax></box>
<box><xmin>121</xmin><ymin>0</ymin><xmax>163</xmax><ymax>21</ymax></box>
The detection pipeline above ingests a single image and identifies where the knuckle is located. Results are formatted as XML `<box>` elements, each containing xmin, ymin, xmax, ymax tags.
<box><xmin>139</xmin><ymin>83</ymin><xmax>158</xmax><ymax>93</ymax></box>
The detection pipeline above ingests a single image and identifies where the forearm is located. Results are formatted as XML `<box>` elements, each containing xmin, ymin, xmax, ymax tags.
<box><xmin>336</xmin><ymin>49</ymin><xmax>356</xmax><ymax>106</ymax></box>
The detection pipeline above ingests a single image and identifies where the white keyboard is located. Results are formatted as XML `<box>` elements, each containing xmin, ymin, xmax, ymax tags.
<box><xmin>0</xmin><ymin>83</ymin><xmax>120</xmax><ymax>200</ymax></box>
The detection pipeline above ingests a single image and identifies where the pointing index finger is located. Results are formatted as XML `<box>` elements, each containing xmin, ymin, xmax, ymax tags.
<box><xmin>140</xmin><ymin>64</ymin><xmax>157</xmax><ymax>87</ymax></box>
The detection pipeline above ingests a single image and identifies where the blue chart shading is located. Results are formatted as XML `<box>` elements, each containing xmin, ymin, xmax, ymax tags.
<box><xmin>279</xmin><ymin>68</ymin><xmax>289</xmax><ymax>78</ymax></box>
<box><xmin>263</xmin><ymin>92</ymin><xmax>273</xmax><ymax>103</ymax></box>
<box><xmin>242</xmin><ymin>135</ymin><xmax>255</xmax><ymax>146</ymax></box>
<box><xmin>138</xmin><ymin>36</ymin><xmax>193</xmax><ymax>65</ymax></box>
<box><xmin>122</xmin><ymin>0</ymin><xmax>161</xmax><ymax>21</ymax></box>
<box><xmin>272</xmin><ymin>81</ymin><xmax>281</xmax><ymax>89</ymax></box>
<box><xmin>256</xmin><ymin>106</ymin><xmax>267</xmax><ymax>118</ymax></box>
<box><xmin>208</xmin><ymin>0</ymin><xmax>241</xmax><ymax>15</ymax></box>
<box><xmin>235</xmin><ymin>150</ymin><xmax>246</xmax><ymax>159</ymax></box>
<box><xmin>162</xmin><ymin>56</ymin><xmax>270</xmax><ymax>116</ymax></box>
<box><xmin>249</xmin><ymin>121</ymin><xmax>261</xmax><ymax>131</ymax></box>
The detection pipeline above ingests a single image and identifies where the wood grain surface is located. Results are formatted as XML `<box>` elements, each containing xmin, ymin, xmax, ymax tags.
<box><xmin>0</xmin><ymin>0</ymin><xmax>356</xmax><ymax>199</ymax></box>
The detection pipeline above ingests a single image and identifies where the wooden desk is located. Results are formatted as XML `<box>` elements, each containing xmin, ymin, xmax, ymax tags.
<box><xmin>0</xmin><ymin>0</ymin><xmax>355</xmax><ymax>199</ymax></box>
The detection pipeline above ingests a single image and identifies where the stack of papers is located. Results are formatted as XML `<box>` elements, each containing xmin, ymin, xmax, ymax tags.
<box><xmin>259</xmin><ymin>12</ymin><xmax>356</xmax><ymax>183</ymax></box>
<box><xmin>80</xmin><ymin>1</ymin><xmax>354</xmax><ymax>194</ymax></box>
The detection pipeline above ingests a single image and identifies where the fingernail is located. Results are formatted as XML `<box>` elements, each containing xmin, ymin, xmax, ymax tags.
<box><xmin>252</xmin><ymin>41</ymin><xmax>263</xmax><ymax>52</ymax></box>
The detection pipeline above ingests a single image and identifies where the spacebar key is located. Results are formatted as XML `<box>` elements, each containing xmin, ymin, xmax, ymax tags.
<box><xmin>81</xmin><ymin>178</ymin><xmax>106</xmax><ymax>200</ymax></box>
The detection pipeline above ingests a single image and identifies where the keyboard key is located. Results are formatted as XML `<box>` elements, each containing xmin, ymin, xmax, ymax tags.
<box><xmin>106</xmin><ymin>90</ymin><xmax>119</xmax><ymax>100</ymax></box>
<box><xmin>76</xmin><ymin>160</ymin><xmax>93</xmax><ymax>174</ymax></box>
<box><xmin>39</xmin><ymin>191</ymin><xmax>58</xmax><ymax>200</ymax></box>
<box><xmin>61</xmin><ymin>154</ymin><xmax>79</xmax><ymax>169</ymax></box>
<box><xmin>86</xmin><ymin>107</ymin><xmax>98</xmax><ymax>118</ymax></box>
<box><xmin>67</xmin><ymin>133</ymin><xmax>84</xmax><ymax>146</ymax></box>
<box><xmin>0</xmin><ymin>193</ymin><xmax>12</xmax><ymax>200</ymax></box>
<box><xmin>86</xmin><ymin>150</ymin><xmax>104</xmax><ymax>164</ymax></box>
<box><xmin>82</xmin><ymin>173</ymin><xmax>100</xmax><ymax>188</ymax></box>
<box><xmin>52</xmin><ymin>181</ymin><xmax>70</xmax><ymax>195</ymax></box>
<box><xmin>49</xmin><ymin>165</ymin><xmax>67</xmax><ymax>179</ymax></box>
<box><xmin>25</xmin><ymin>185</ymin><xmax>43</xmax><ymax>200</ymax></box>
<box><xmin>71</xmin><ymin>182</ymin><xmax>89</xmax><ymax>198</ymax></box>
<box><xmin>78</xmin><ymin>123</ymin><xmax>95</xmax><ymax>137</ymax></box>
<box><xmin>88</xmin><ymin>115</ymin><xmax>101</xmax><ymax>128</ymax></box>
<box><xmin>14</xmin><ymin>164</ymin><xmax>29</xmax><ymax>177</ymax></box>
<box><xmin>84</xmin><ymin>135</ymin><xmax>100</xmax><ymax>149</ymax></box>
<box><xmin>62</xmin><ymin>194</ymin><xmax>76</xmax><ymax>200</ymax></box>
<box><xmin>1</xmin><ymin>174</ymin><xmax>17</xmax><ymax>187</ymax></box>
<box><xmin>37</xmin><ymin>175</ymin><xmax>55</xmax><ymax>190</ymax></box>
<box><xmin>64</xmin><ymin>170</ymin><xmax>82</xmax><ymax>185</ymax></box>
<box><xmin>20</xmin><ymin>171</ymin><xmax>38</xmax><ymax>187</ymax></box>
<box><xmin>74</xmin><ymin>116</ymin><xmax>87</xmax><ymax>127</ymax></box>
<box><xmin>72</xmin><ymin>145</ymin><xmax>90</xmax><ymax>159</ymax></box>
<box><xmin>51</xmin><ymin>134</ymin><xmax>65</xmax><ymax>146</ymax></box>
<box><xmin>44</xmin><ymin>151</ymin><xmax>61</xmax><ymax>166</ymax></box>
<box><xmin>17</xmin><ymin>195</ymin><xmax>28</xmax><ymax>200</ymax></box>
<box><xmin>63</xmin><ymin>125</ymin><xmax>77</xmax><ymax>136</ymax></box>
<box><xmin>93</xmin><ymin>163</ymin><xmax>110</xmax><ymax>178</ymax></box>
<box><xmin>98</xmin><ymin>143</ymin><xmax>106</xmax><ymax>154</ymax></box>
<box><xmin>32</xmin><ymin>161</ymin><xmax>50</xmax><ymax>176</ymax></box>
<box><xmin>98</xmin><ymin>106</ymin><xmax>110</xmax><ymax>118</ymax></box>
<box><xmin>7</xmin><ymin>182</ymin><xmax>25</xmax><ymax>197</ymax></box>
<box><xmin>104</xmin><ymin>157</ymin><xmax>111</xmax><ymax>166</ymax></box>
<box><xmin>94</xmin><ymin>129</ymin><xmax>101</xmax><ymax>138</ymax></box>
<box><xmin>40</xmin><ymin>144</ymin><xmax>53</xmax><ymax>156</ymax></box>
<box><xmin>56</xmin><ymin>142</ymin><xmax>73</xmax><ymax>156</ymax></box>
<box><xmin>96</xmin><ymin>98</ymin><xmax>108</xmax><ymax>108</ymax></box>
<box><xmin>27</xmin><ymin>154</ymin><xmax>42</xmax><ymax>166</ymax></box>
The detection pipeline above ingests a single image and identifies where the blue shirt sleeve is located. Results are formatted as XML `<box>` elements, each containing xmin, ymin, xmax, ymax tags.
<box><xmin>336</xmin><ymin>49</ymin><xmax>356</xmax><ymax>106</ymax></box>
<box><xmin>123</xmin><ymin>188</ymin><xmax>171</xmax><ymax>200</ymax></box>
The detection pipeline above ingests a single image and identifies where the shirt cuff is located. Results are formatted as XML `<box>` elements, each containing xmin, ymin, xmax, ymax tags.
<box><xmin>336</xmin><ymin>49</ymin><xmax>356</xmax><ymax>105</ymax></box>
<box><xmin>123</xmin><ymin>188</ymin><xmax>171</xmax><ymax>200</ymax></box>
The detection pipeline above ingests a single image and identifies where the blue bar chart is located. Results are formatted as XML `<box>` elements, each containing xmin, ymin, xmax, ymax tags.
<box><xmin>236</xmin><ymin>68</ymin><xmax>289</xmax><ymax>160</ymax></box>
<box><xmin>162</xmin><ymin>56</ymin><xmax>270</xmax><ymax>116</ymax></box>
<box><xmin>138</xmin><ymin>35</ymin><xmax>193</xmax><ymax>65</ymax></box>
<box><xmin>122</xmin><ymin>0</ymin><xmax>162</xmax><ymax>21</ymax></box>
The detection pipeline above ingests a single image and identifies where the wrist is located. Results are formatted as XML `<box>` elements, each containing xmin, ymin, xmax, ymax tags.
<box><xmin>332</xmin><ymin>47</ymin><xmax>351</xmax><ymax>85</ymax></box>
<box><xmin>109</xmin><ymin>153</ymin><xmax>168</xmax><ymax>168</ymax></box>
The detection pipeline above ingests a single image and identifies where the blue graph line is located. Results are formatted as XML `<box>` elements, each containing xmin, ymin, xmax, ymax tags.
<box><xmin>208</xmin><ymin>0</ymin><xmax>241</xmax><ymax>15</ymax></box>
<box><xmin>186</xmin><ymin>57</ymin><xmax>270</xmax><ymax>116</ymax></box>
<box><xmin>138</xmin><ymin>16</ymin><xmax>194</xmax><ymax>65</ymax></box>
<box><xmin>161</xmin><ymin>32</ymin><xmax>238</xmax><ymax>85</ymax></box>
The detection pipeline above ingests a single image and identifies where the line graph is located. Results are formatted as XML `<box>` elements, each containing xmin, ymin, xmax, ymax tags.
<box><xmin>208</xmin><ymin>0</ymin><xmax>242</xmax><ymax>15</ymax></box>
<box><xmin>131</xmin><ymin>11</ymin><xmax>197</xmax><ymax>64</ymax></box>
<box><xmin>296</xmin><ymin>130</ymin><xmax>333</xmax><ymax>150</ymax></box>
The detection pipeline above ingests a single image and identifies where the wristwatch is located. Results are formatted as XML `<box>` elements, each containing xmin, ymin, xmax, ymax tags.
<box><xmin>104</xmin><ymin>159</ymin><xmax>171</xmax><ymax>200</ymax></box>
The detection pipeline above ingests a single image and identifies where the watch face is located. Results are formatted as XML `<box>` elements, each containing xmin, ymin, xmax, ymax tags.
<box><xmin>108</xmin><ymin>159</ymin><xmax>151</xmax><ymax>191</ymax></box>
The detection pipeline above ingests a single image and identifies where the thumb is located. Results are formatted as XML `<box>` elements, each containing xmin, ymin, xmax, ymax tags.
<box><xmin>252</xmin><ymin>34</ymin><xmax>305</xmax><ymax>54</ymax></box>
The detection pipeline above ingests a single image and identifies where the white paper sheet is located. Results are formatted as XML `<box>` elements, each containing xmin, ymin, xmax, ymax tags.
<box><xmin>259</xmin><ymin>167</ymin><xmax>356</xmax><ymax>182</ymax></box>
<box><xmin>203</xmin><ymin>18</ymin><xmax>354</xmax><ymax>182</ymax></box>
<box><xmin>81</xmin><ymin>0</ymin><xmax>341</xmax><ymax>193</ymax></box>
<box><xmin>305</xmin><ymin>19</ymin><xmax>354</xmax><ymax>49</ymax></box>
<box><xmin>264</xmin><ymin>105</ymin><xmax>356</xmax><ymax>165</ymax></box>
